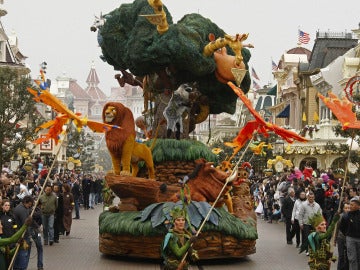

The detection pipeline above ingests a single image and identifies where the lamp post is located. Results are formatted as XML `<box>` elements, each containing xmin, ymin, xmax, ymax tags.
<box><xmin>274</xmin><ymin>139</ymin><xmax>284</xmax><ymax>156</ymax></box>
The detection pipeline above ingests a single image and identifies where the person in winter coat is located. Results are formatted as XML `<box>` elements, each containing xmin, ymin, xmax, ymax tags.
<box><xmin>0</xmin><ymin>199</ymin><xmax>17</xmax><ymax>239</ymax></box>
<box><xmin>53</xmin><ymin>183</ymin><xmax>64</xmax><ymax>243</ymax></box>
<box><xmin>70</xmin><ymin>176</ymin><xmax>81</xmax><ymax>219</ymax></box>
<box><xmin>62</xmin><ymin>184</ymin><xmax>74</xmax><ymax>235</ymax></box>
<box><xmin>0</xmin><ymin>216</ymin><xmax>32</xmax><ymax>270</ymax></box>
<box><xmin>39</xmin><ymin>185</ymin><xmax>58</xmax><ymax>245</ymax></box>
<box><xmin>339</xmin><ymin>196</ymin><xmax>360</xmax><ymax>270</ymax></box>
<box><xmin>282</xmin><ymin>187</ymin><xmax>296</xmax><ymax>245</ymax></box>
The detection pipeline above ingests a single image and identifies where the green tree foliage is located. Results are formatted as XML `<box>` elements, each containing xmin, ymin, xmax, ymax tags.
<box><xmin>96</xmin><ymin>147</ymin><xmax>112</xmax><ymax>172</ymax></box>
<box><xmin>66</xmin><ymin>127</ymin><xmax>96</xmax><ymax>173</ymax></box>
<box><xmin>0</xmin><ymin>67</ymin><xmax>41</xmax><ymax>169</ymax></box>
<box><xmin>145</xmin><ymin>139</ymin><xmax>217</xmax><ymax>164</ymax></box>
<box><xmin>99</xmin><ymin>207</ymin><xmax>257</xmax><ymax>240</ymax></box>
<box><xmin>99</xmin><ymin>0</ymin><xmax>251</xmax><ymax>114</ymax></box>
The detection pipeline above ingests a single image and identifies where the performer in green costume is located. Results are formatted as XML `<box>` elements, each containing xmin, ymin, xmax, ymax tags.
<box><xmin>0</xmin><ymin>216</ymin><xmax>32</xmax><ymax>270</ymax></box>
<box><xmin>161</xmin><ymin>207</ymin><xmax>198</xmax><ymax>270</ymax></box>
<box><xmin>306</xmin><ymin>212</ymin><xmax>339</xmax><ymax>270</ymax></box>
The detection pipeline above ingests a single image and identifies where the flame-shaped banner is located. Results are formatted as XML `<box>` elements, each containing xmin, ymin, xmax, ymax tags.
<box><xmin>29</xmin><ymin>71</ymin><xmax>121</xmax><ymax>144</ymax></box>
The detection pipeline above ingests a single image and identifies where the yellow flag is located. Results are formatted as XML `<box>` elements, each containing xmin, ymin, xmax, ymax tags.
<box><xmin>313</xmin><ymin>111</ymin><xmax>319</xmax><ymax>122</ymax></box>
<box><xmin>302</xmin><ymin>112</ymin><xmax>307</xmax><ymax>122</ymax></box>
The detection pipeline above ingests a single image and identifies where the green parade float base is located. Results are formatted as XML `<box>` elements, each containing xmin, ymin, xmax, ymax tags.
<box><xmin>98</xmin><ymin>208</ymin><xmax>257</xmax><ymax>259</ymax></box>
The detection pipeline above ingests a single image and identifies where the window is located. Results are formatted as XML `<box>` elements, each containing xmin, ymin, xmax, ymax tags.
<box><xmin>255</xmin><ymin>97</ymin><xmax>263</xmax><ymax>111</ymax></box>
<box><xmin>263</xmin><ymin>96</ymin><xmax>273</xmax><ymax>108</ymax></box>
<box><xmin>94</xmin><ymin>107</ymin><xmax>101</xmax><ymax>115</ymax></box>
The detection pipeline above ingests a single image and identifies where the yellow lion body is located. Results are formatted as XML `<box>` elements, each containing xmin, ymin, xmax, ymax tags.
<box><xmin>103</xmin><ymin>102</ymin><xmax>155</xmax><ymax>179</ymax></box>
<box><xmin>131</xmin><ymin>142</ymin><xmax>155</xmax><ymax>178</ymax></box>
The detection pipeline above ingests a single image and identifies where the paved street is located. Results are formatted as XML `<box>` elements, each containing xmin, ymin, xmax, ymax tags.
<box><xmin>27</xmin><ymin>203</ymin><xmax>337</xmax><ymax>270</ymax></box>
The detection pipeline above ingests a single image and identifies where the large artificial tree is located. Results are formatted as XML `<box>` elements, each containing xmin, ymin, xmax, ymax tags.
<box><xmin>97</xmin><ymin>0</ymin><xmax>252</xmax><ymax>139</ymax></box>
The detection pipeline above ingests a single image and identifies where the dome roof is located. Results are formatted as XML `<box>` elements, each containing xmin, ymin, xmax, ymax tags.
<box><xmin>277</xmin><ymin>46</ymin><xmax>312</xmax><ymax>69</ymax></box>
<box><xmin>286</xmin><ymin>46</ymin><xmax>312</xmax><ymax>61</ymax></box>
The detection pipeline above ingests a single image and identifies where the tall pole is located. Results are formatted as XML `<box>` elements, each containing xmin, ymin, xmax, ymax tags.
<box><xmin>337</xmin><ymin>135</ymin><xmax>354</xmax><ymax>211</ymax></box>
<box><xmin>329</xmin><ymin>132</ymin><xmax>354</xmax><ymax>256</ymax></box>
<box><xmin>8</xmin><ymin>126</ymin><xmax>68</xmax><ymax>270</ymax></box>
<box><xmin>177</xmin><ymin>137</ymin><xmax>254</xmax><ymax>270</ymax></box>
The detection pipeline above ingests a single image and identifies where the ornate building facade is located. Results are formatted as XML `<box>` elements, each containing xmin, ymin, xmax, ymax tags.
<box><xmin>274</xmin><ymin>28</ymin><xmax>360</xmax><ymax>170</ymax></box>
<box><xmin>0</xmin><ymin>1</ymin><xmax>29</xmax><ymax>73</ymax></box>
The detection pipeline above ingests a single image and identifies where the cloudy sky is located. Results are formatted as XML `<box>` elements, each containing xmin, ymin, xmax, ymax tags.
<box><xmin>2</xmin><ymin>0</ymin><xmax>360</xmax><ymax>95</ymax></box>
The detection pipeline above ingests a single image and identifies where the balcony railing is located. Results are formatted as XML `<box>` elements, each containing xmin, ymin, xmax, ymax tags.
<box><xmin>316</xmin><ymin>31</ymin><xmax>354</xmax><ymax>39</ymax></box>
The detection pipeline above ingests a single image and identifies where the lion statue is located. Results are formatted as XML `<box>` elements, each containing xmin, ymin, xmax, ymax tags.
<box><xmin>102</xmin><ymin>102</ymin><xmax>155</xmax><ymax>179</ymax></box>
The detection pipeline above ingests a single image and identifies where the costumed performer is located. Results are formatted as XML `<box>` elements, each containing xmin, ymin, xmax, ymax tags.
<box><xmin>161</xmin><ymin>207</ymin><xmax>198</xmax><ymax>270</ymax></box>
<box><xmin>306</xmin><ymin>211</ymin><xmax>339</xmax><ymax>270</ymax></box>
<box><xmin>0</xmin><ymin>216</ymin><xmax>32</xmax><ymax>270</ymax></box>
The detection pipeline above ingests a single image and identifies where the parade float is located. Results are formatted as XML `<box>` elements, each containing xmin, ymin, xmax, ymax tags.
<box><xmin>90</xmin><ymin>0</ymin><xmax>308</xmax><ymax>260</ymax></box>
<box><xmin>27</xmin><ymin>0</ymin><xmax>307</xmax><ymax>262</ymax></box>
<box><xmin>91</xmin><ymin>0</ymin><xmax>260</xmax><ymax>259</ymax></box>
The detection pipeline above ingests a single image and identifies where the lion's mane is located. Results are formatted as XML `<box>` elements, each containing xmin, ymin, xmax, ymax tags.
<box><xmin>102</xmin><ymin>102</ymin><xmax>135</xmax><ymax>174</ymax></box>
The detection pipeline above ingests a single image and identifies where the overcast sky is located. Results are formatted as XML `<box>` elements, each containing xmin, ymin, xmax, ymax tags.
<box><xmin>2</xmin><ymin>0</ymin><xmax>360</xmax><ymax>95</ymax></box>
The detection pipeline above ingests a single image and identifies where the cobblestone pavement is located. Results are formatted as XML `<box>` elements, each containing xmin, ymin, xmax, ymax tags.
<box><xmin>27</xmin><ymin>204</ymin><xmax>337</xmax><ymax>270</ymax></box>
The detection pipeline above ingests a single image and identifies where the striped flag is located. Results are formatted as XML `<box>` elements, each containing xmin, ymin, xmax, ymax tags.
<box><xmin>252</xmin><ymin>80</ymin><xmax>261</xmax><ymax>90</ymax></box>
<box><xmin>302</xmin><ymin>112</ymin><xmax>307</xmax><ymax>122</ymax></box>
<box><xmin>251</xmin><ymin>67</ymin><xmax>260</xmax><ymax>81</ymax></box>
<box><xmin>272</xmin><ymin>60</ymin><xmax>278</xmax><ymax>71</ymax></box>
<box><xmin>298</xmin><ymin>30</ymin><xmax>310</xmax><ymax>44</ymax></box>
<box><xmin>313</xmin><ymin>111</ymin><xmax>319</xmax><ymax>122</ymax></box>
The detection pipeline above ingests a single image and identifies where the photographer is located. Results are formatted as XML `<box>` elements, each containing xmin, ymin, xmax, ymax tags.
<box><xmin>6</xmin><ymin>177</ymin><xmax>20</xmax><ymax>208</ymax></box>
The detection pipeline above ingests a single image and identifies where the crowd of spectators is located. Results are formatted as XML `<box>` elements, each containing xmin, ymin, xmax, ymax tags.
<box><xmin>0</xmin><ymin>160</ymin><xmax>105</xmax><ymax>270</ymax></box>
<box><xmin>252</xmin><ymin>163</ymin><xmax>360</xmax><ymax>270</ymax></box>
<box><xmin>3</xmin><ymin>156</ymin><xmax>360</xmax><ymax>269</ymax></box>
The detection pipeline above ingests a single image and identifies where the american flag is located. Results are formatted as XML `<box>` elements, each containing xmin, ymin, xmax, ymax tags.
<box><xmin>298</xmin><ymin>30</ymin><xmax>310</xmax><ymax>44</ymax></box>
<box><xmin>272</xmin><ymin>60</ymin><xmax>278</xmax><ymax>71</ymax></box>
<box><xmin>251</xmin><ymin>67</ymin><xmax>260</xmax><ymax>81</ymax></box>
<box><xmin>252</xmin><ymin>80</ymin><xmax>261</xmax><ymax>90</ymax></box>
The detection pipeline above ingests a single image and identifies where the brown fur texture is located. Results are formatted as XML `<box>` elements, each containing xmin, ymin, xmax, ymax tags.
<box><xmin>102</xmin><ymin>102</ymin><xmax>155</xmax><ymax>179</ymax></box>
<box><xmin>130</xmin><ymin>142</ymin><xmax>155</xmax><ymax>178</ymax></box>
<box><xmin>170</xmin><ymin>158</ymin><xmax>231</xmax><ymax>203</ymax></box>
<box><xmin>103</xmin><ymin>102</ymin><xmax>135</xmax><ymax>175</ymax></box>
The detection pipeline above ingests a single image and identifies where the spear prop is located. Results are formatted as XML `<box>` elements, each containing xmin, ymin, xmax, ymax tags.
<box><xmin>176</xmin><ymin>137</ymin><xmax>254</xmax><ymax>270</ymax></box>
<box><xmin>7</xmin><ymin>126</ymin><xmax>68</xmax><ymax>270</ymax></box>
<box><xmin>329</xmin><ymin>131</ymin><xmax>355</xmax><ymax>255</ymax></box>
<box><xmin>337</xmin><ymin>133</ymin><xmax>354</xmax><ymax>212</ymax></box>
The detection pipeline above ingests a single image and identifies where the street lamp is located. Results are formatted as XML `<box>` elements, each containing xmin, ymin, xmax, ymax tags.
<box><xmin>274</xmin><ymin>139</ymin><xmax>284</xmax><ymax>156</ymax></box>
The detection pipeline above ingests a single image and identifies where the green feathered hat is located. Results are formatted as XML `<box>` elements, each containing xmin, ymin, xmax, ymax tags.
<box><xmin>170</xmin><ymin>207</ymin><xmax>186</xmax><ymax>223</ymax></box>
<box><xmin>308</xmin><ymin>211</ymin><xmax>325</xmax><ymax>228</ymax></box>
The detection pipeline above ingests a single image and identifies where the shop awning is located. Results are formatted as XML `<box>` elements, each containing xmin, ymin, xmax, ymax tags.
<box><xmin>276</xmin><ymin>104</ymin><xmax>290</xmax><ymax>118</ymax></box>
<box><xmin>267</xmin><ymin>84</ymin><xmax>277</xmax><ymax>96</ymax></box>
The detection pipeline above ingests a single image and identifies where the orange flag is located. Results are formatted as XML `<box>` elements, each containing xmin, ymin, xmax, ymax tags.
<box><xmin>226</xmin><ymin>82</ymin><xmax>308</xmax><ymax>151</ymax></box>
<box><xmin>318</xmin><ymin>92</ymin><xmax>360</xmax><ymax>129</ymax></box>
